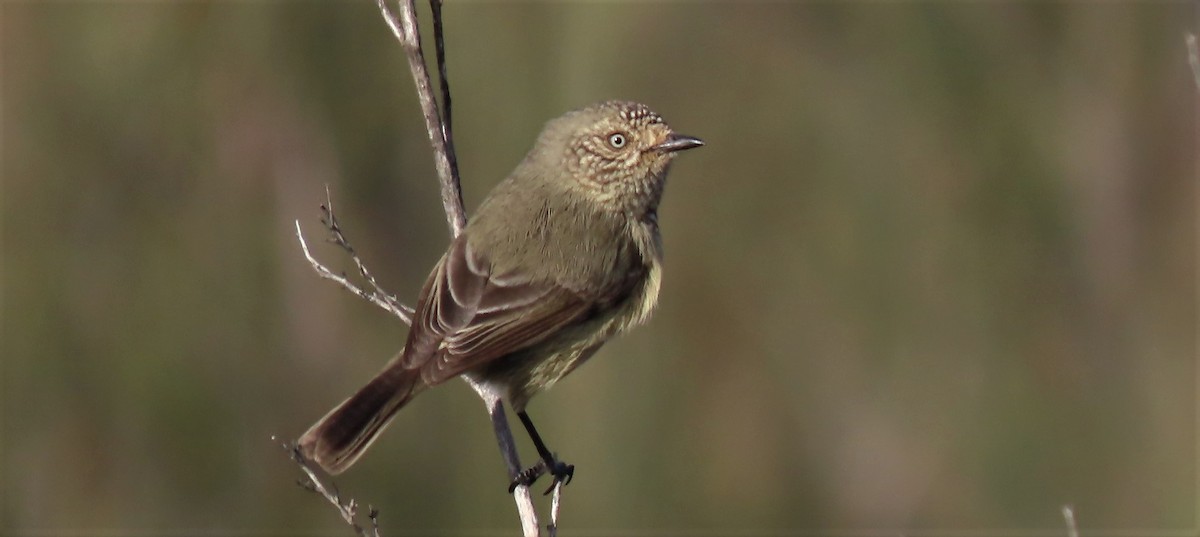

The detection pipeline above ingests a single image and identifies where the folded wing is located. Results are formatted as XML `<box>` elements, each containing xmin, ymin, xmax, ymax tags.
<box><xmin>401</xmin><ymin>235</ymin><xmax>595</xmax><ymax>385</ymax></box>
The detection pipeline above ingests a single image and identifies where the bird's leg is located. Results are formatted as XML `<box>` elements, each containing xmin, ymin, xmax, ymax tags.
<box><xmin>507</xmin><ymin>410</ymin><xmax>574</xmax><ymax>495</ymax></box>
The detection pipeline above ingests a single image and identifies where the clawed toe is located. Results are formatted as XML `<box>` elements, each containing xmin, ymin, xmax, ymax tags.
<box><xmin>507</xmin><ymin>458</ymin><xmax>574</xmax><ymax>495</ymax></box>
<box><xmin>541</xmin><ymin>460</ymin><xmax>573</xmax><ymax>495</ymax></box>
<box><xmin>508</xmin><ymin>460</ymin><xmax>547</xmax><ymax>493</ymax></box>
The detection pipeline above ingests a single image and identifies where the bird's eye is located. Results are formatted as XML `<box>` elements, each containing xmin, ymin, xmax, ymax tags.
<box><xmin>607</xmin><ymin>132</ymin><xmax>627</xmax><ymax>149</ymax></box>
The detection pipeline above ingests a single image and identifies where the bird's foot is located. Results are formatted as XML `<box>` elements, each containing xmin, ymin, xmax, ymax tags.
<box><xmin>507</xmin><ymin>457</ymin><xmax>574</xmax><ymax>495</ymax></box>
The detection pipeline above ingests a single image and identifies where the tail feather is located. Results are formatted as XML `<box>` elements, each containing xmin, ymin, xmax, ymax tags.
<box><xmin>298</xmin><ymin>358</ymin><xmax>425</xmax><ymax>474</ymax></box>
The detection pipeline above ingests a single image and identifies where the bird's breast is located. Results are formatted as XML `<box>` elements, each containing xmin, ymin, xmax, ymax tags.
<box><xmin>620</xmin><ymin>218</ymin><xmax>663</xmax><ymax>328</ymax></box>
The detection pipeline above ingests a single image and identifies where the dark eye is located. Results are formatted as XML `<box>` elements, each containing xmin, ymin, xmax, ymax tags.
<box><xmin>607</xmin><ymin>132</ymin><xmax>627</xmax><ymax>149</ymax></box>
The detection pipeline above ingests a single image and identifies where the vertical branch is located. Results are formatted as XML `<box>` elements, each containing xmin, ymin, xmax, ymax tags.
<box><xmin>1061</xmin><ymin>505</ymin><xmax>1078</xmax><ymax>537</ymax></box>
<box><xmin>1188</xmin><ymin>34</ymin><xmax>1200</xmax><ymax>90</ymax></box>
<box><xmin>376</xmin><ymin>0</ymin><xmax>467</xmax><ymax>237</ymax></box>
<box><xmin>296</xmin><ymin>1</ymin><xmax>542</xmax><ymax>534</ymax></box>
<box><xmin>477</xmin><ymin>390</ymin><xmax>541</xmax><ymax>537</ymax></box>
<box><xmin>374</xmin><ymin>2</ymin><xmax>552</xmax><ymax>536</ymax></box>
<box><xmin>429</xmin><ymin>0</ymin><xmax>456</xmax><ymax>160</ymax></box>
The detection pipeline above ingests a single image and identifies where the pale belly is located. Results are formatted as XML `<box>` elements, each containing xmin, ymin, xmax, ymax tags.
<box><xmin>465</xmin><ymin>258</ymin><xmax>661</xmax><ymax>411</ymax></box>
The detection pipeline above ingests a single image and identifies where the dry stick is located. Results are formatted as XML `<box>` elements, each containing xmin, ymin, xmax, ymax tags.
<box><xmin>376</xmin><ymin>0</ymin><xmax>466</xmax><ymax>237</ymax></box>
<box><xmin>276</xmin><ymin>436</ymin><xmax>376</xmax><ymax>537</ymax></box>
<box><xmin>295</xmin><ymin>221</ymin><xmax>415</xmax><ymax>325</ymax></box>
<box><xmin>374</xmin><ymin>1</ymin><xmax>559</xmax><ymax>535</ymax></box>
<box><xmin>468</xmin><ymin>382</ymin><xmax>543</xmax><ymax>537</ymax></box>
<box><xmin>291</xmin><ymin>204</ymin><xmax>399</xmax><ymax>535</ymax></box>
<box><xmin>1061</xmin><ymin>504</ymin><xmax>1078</xmax><ymax>537</ymax></box>
<box><xmin>1188</xmin><ymin>34</ymin><xmax>1200</xmax><ymax>90</ymax></box>
<box><xmin>429</xmin><ymin>0</ymin><xmax>460</xmax><ymax>187</ymax></box>
<box><xmin>367</xmin><ymin>507</ymin><xmax>382</xmax><ymax>537</ymax></box>
<box><xmin>548</xmin><ymin>481</ymin><xmax>562</xmax><ymax>537</ymax></box>
<box><xmin>294</xmin><ymin>187</ymin><xmax>415</xmax><ymax>324</ymax></box>
<box><xmin>296</xmin><ymin>0</ymin><xmax>565</xmax><ymax>533</ymax></box>
<box><xmin>419</xmin><ymin>4</ymin><xmax>557</xmax><ymax>530</ymax></box>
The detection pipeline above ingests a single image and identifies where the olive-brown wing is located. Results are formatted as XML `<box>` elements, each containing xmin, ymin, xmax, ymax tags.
<box><xmin>400</xmin><ymin>235</ymin><xmax>595</xmax><ymax>385</ymax></box>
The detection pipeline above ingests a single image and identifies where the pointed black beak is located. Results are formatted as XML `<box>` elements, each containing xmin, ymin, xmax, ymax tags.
<box><xmin>652</xmin><ymin>133</ymin><xmax>705</xmax><ymax>153</ymax></box>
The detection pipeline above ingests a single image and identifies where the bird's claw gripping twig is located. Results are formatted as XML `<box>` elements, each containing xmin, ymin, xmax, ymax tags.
<box><xmin>508</xmin><ymin>458</ymin><xmax>574</xmax><ymax>495</ymax></box>
<box><xmin>508</xmin><ymin>460</ymin><xmax>544</xmax><ymax>493</ymax></box>
<box><xmin>547</xmin><ymin>460</ymin><xmax>574</xmax><ymax>494</ymax></box>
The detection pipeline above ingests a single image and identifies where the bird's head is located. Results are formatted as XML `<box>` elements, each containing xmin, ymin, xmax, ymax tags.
<box><xmin>536</xmin><ymin>100</ymin><xmax>703</xmax><ymax>214</ymax></box>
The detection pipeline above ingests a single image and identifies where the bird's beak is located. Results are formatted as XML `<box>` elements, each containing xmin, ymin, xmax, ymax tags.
<box><xmin>652</xmin><ymin>133</ymin><xmax>705</xmax><ymax>153</ymax></box>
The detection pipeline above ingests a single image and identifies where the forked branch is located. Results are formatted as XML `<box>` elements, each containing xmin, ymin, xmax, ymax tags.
<box><xmin>294</xmin><ymin>187</ymin><xmax>414</xmax><ymax>325</ymax></box>
<box><xmin>278</xmin><ymin>436</ymin><xmax>381</xmax><ymax>537</ymax></box>
<box><xmin>376</xmin><ymin>0</ymin><xmax>466</xmax><ymax>237</ymax></box>
<box><xmin>292</xmin><ymin>1</ymin><xmax>562</xmax><ymax>536</ymax></box>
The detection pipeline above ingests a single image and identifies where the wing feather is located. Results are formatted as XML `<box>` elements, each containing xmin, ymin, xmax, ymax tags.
<box><xmin>400</xmin><ymin>234</ymin><xmax>595</xmax><ymax>385</ymax></box>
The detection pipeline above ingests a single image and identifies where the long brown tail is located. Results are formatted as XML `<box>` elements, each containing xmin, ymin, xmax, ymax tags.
<box><xmin>297</xmin><ymin>355</ymin><xmax>426</xmax><ymax>474</ymax></box>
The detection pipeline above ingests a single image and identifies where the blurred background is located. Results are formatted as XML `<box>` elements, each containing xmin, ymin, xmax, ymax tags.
<box><xmin>3</xmin><ymin>1</ymin><xmax>1196</xmax><ymax>534</ymax></box>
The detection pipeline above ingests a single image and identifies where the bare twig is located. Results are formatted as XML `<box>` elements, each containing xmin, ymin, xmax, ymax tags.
<box><xmin>295</xmin><ymin>219</ymin><xmax>414</xmax><ymax>325</ymax></box>
<box><xmin>428</xmin><ymin>0</ymin><xmax>461</xmax><ymax>194</ymax></box>
<box><xmin>467</xmin><ymin>382</ymin><xmax>541</xmax><ymax>537</ymax></box>
<box><xmin>376</xmin><ymin>1</ymin><xmax>552</xmax><ymax>535</ymax></box>
<box><xmin>376</xmin><ymin>0</ymin><xmax>467</xmax><ymax>237</ymax></box>
<box><xmin>291</xmin><ymin>2</ymin><xmax>556</xmax><ymax>535</ymax></box>
<box><xmin>318</xmin><ymin>186</ymin><xmax>415</xmax><ymax>322</ymax></box>
<box><xmin>547</xmin><ymin>481</ymin><xmax>562</xmax><ymax>537</ymax></box>
<box><xmin>1187</xmin><ymin>34</ymin><xmax>1200</xmax><ymax>90</ymax></box>
<box><xmin>275</xmin><ymin>435</ymin><xmax>379</xmax><ymax>537</ymax></box>
<box><xmin>367</xmin><ymin>506</ymin><xmax>382</xmax><ymax>537</ymax></box>
<box><xmin>1061</xmin><ymin>504</ymin><xmax>1078</xmax><ymax>537</ymax></box>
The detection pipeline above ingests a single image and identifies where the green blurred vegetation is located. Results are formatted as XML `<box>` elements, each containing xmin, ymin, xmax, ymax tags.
<box><xmin>2</xmin><ymin>1</ymin><xmax>1195</xmax><ymax>534</ymax></box>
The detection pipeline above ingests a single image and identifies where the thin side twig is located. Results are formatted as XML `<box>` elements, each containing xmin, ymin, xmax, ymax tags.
<box><xmin>377</xmin><ymin>0</ymin><xmax>467</xmax><ymax>237</ymax></box>
<box><xmin>317</xmin><ymin>186</ymin><xmax>415</xmax><ymax>322</ymax></box>
<box><xmin>295</xmin><ymin>219</ymin><xmax>414</xmax><ymax>325</ymax></box>
<box><xmin>468</xmin><ymin>383</ymin><xmax>540</xmax><ymax>537</ymax></box>
<box><xmin>429</xmin><ymin>0</ymin><xmax>460</xmax><ymax>187</ymax></box>
<box><xmin>1061</xmin><ymin>504</ymin><xmax>1078</xmax><ymax>537</ymax></box>
<box><xmin>276</xmin><ymin>435</ymin><xmax>380</xmax><ymax>537</ymax></box>
<box><xmin>1187</xmin><ymin>34</ymin><xmax>1200</xmax><ymax>90</ymax></box>
<box><xmin>547</xmin><ymin>481</ymin><xmax>562</xmax><ymax>537</ymax></box>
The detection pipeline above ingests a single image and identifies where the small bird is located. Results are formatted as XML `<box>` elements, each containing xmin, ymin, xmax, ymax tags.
<box><xmin>297</xmin><ymin>100</ymin><xmax>703</xmax><ymax>491</ymax></box>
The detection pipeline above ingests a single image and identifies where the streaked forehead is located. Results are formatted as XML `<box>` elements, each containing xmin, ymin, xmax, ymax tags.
<box><xmin>616</xmin><ymin>104</ymin><xmax>664</xmax><ymax>126</ymax></box>
<box><xmin>548</xmin><ymin>100</ymin><xmax>670</xmax><ymax>138</ymax></box>
<box><xmin>582</xmin><ymin>100</ymin><xmax>666</xmax><ymax>128</ymax></box>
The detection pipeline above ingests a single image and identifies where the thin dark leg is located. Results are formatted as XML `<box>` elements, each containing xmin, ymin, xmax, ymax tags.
<box><xmin>517</xmin><ymin>411</ymin><xmax>556</xmax><ymax>465</ymax></box>
<box><xmin>507</xmin><ymin>411</ymin><xmax>574</xmax><ymax>494</ymax></box>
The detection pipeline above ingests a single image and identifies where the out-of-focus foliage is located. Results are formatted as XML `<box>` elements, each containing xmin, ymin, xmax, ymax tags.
<box><xmin>3</xmin><ymin>1</ymin><xmax>1194</xmax><ymax>533</ymax></box>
